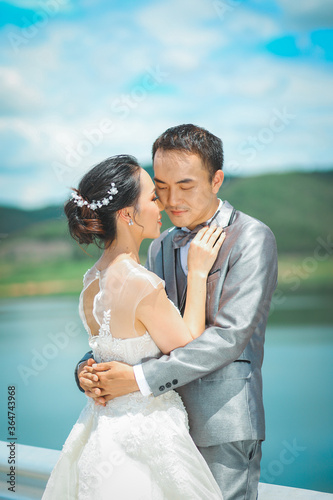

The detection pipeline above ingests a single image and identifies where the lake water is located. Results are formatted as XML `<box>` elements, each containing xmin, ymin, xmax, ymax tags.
<box><xmin>0</xmin><ymin>295</ymin><xmax>332</xmax><ymax>494</ymax></box>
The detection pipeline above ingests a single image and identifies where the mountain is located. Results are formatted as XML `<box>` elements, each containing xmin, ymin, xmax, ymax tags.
<box><xmin>0</xmin><ymin>170</ymin><xmax>332</xmax><ymax>256</ymax></box>
<box><xmin>0</xmin><ymin>164</ymin><xmax>155</xmax><ymax>237</ymax></box>
<box><xmin>220</xmin><ymin>170</ymin><xmax>333</xmax><ymax>254</ymax></box>
<box><xmin>0</xmin><ymin>205</ymin><xmax>64</xmax><ymax>236</ymax></box>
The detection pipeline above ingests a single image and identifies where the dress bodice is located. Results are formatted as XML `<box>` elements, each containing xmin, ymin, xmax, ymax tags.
<box><xmin>78</xmin><ymin>258</ymin><xmax>164</xmax><ymax>365</ymax></box>
<box><xmin>89</xmin><ymin>331</ymin><xmax>161</xmax><ymax>365</ymax></box>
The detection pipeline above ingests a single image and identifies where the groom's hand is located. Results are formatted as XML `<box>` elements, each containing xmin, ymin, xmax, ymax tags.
<box><xmin>91</xmin><ymin>361</ymin><xmax>139</xmax><ymax>400</ymax></box>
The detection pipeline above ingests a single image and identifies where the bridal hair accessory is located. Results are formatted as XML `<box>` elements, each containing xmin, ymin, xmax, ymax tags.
<box><xmin>71</xmin><ymin>183</ymin><xmax>119</xmax><ymax>211</ymax></box>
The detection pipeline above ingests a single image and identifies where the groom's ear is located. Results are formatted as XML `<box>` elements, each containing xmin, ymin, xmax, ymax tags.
<box><xmin>212</xmin><ymin>170</ymin><xmax>224</xmax><ymax>194</ymax></box>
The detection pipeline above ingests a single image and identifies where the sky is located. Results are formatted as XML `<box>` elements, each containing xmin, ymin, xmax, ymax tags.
<box><xmin>0</xmin><ymin>0</ymin><xmax>332</xmax><ymax>208</ymax></box>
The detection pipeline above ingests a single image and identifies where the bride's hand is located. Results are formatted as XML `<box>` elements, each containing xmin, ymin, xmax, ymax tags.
<box><xmin>187</xmin><ymin>225</ymin><xmax>225</xmax><ymax>278</ymax></box>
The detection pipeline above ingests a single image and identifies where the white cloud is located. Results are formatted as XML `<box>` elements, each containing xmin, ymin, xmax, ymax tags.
<box><xmin>0</xmin><ymin>67</ymin><xmax>44</xmax><ymax>114</ymax></box>
<box><xmin>137</xmin><ymin>0</ymin><xmax>225</xmax><ymax>74</ymax></box>
<box><xmin>225</xmin><ymin>7</ymin><xmax>281</xmax><ymax>42</ymax></box>
<box><xmin>0</xmin><ymin>0</ymin><xmax>332</xmax><ymax>207</ymax></box>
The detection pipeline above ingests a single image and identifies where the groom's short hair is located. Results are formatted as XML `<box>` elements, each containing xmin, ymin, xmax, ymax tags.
<box><xmin>152</xmin><ymin>124</ymin><xmax>224</xmax><ymax>181</ymax></box>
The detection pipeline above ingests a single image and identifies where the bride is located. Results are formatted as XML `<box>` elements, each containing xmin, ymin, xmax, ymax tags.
<box><xmin>42</xmin><ymin>154</ymin><xmax>225</xmax><ymax>500</ymax></box>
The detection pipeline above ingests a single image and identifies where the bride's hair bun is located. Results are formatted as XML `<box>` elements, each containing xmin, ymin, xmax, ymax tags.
<box><xmin>64</xmin><ymin>155</ymin><xmax>141</xmax><ymax>247</ymax></box>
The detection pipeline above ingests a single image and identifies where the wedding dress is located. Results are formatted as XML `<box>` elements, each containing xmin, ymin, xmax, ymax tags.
<box><xmin>42</xmin><ymin>259</ymin><xmax>222</xmax><ymax>500</ymax></box>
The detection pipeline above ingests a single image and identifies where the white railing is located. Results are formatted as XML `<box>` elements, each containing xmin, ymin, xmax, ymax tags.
<box><xmin>0</xmin><ymin>441</ymin><xmax>332</xmax><ymax>499</ymax></box>
<box><xmin>0</xmin><ymin>441</ymin><xmax>59</xmax><ymax>500</ymax></box>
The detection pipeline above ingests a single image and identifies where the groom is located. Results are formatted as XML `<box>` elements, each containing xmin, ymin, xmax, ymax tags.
<box><xmin>76</xmin><ymin>124</ymin><xmax>278</xmax><ymax>499</ymax></box>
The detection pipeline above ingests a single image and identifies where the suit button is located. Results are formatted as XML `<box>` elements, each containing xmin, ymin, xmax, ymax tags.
<box><xmin>159</xmin><ymin>385</ymin><xmax>165</xmax><ymax>392</ymax></box>
<box><xmin>166</xmin><ymin>382</ymin><xmax>171</xmax><ymax>388</ymax></box>
<box><xmin>172</xmin><ymin>379</ymin><xmax>178</xmax><ymax>385</ymax></box>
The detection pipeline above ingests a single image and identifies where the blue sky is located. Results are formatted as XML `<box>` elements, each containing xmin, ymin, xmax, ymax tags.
<box><xmin>0</xmin><ymin>0</ymin><xmax>332</xmax><ymax>208</ymax></box>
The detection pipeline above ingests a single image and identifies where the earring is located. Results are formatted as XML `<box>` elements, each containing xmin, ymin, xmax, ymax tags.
<box><xmin>128</xmin><ymin>218</ymin><xmax>133</xmax><ymax>226</ymax></box>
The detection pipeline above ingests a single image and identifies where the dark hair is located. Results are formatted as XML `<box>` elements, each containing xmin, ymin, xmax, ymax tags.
<box><xmin>64</xmin><ymin>155</ymin><xmax>141</xmax><ymax>247</ymax></box>
<box><xmin>152</xmin><ymin>124</ymin><xmax>223</xmax><ymax>181</ymax></box>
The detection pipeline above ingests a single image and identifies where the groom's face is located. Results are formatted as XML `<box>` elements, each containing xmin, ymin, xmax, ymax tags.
<box><xmin>153</xmin><ymin>149</ymin><xmax>223</xmax><ymax>230</ymax></box>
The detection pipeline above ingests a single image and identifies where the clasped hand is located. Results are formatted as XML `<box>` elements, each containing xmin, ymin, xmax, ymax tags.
<box><xmin>78</xmin><ymin>359</ymin><xmax>139</xmax><ymax>406</ymax></box>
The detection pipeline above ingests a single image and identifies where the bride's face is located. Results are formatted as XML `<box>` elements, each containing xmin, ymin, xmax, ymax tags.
<box><xmin>133</xmin><ymin>168</ymin><xmax>162</xmax><ymax>239</ymax></box>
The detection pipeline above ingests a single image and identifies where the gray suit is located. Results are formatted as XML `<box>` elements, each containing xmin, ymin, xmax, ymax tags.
<box><xmin>143</xmin><ymin>200</ymin><xmax>278</xmax><ymax>497</ymax></box>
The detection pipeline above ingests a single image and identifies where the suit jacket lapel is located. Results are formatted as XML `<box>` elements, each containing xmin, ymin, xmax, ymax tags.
<box><xmin>208</xmin><ymin>200</ymin><xmax>235</xmax><ymax>275</ymax></box>
<box><xmin>177</xmin><ymin>203</ymin><xmax>236</xmax><ymax>312</ymax></box>
<box><xmin>161</xmin><ymin>201</ymin><xmax>235</xmax><ymax>306</ymax></box>
<box><xmin>216</xmin><ymin>200</ymin><xmax>235</xmax><ymax>229</ymax></box>
<box><xmin>161</xmin><ymin>228</ymin><xmax>178</xmax><ymax>306</ymax></box>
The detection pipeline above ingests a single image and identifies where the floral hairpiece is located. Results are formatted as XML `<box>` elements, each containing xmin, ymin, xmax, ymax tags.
<box><xmin>71</xmin><ymin>183</ymin><xmax>118</xmax><ymax>211</ymax></box>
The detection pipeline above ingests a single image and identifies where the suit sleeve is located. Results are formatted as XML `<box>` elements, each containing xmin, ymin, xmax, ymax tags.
<box><xmin>142</xmin><ymin>221</ymin><xmax>278</xmax><ymax>396</ymax></box>
<box><xmin>74</xmin><ymin>351</ymin><xmax>93</xmax><ymax>392</ymax></box>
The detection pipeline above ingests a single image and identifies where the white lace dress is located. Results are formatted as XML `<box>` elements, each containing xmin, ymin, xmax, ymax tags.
<box><xmin>42</xmin><ymin>259</ymin><xmax>222</xmax><ymax>500</ymax></box>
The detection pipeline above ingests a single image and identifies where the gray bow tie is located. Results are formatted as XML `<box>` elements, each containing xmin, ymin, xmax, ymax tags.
<box><xmin>172</xmin><ymin>210</ymin><xmax>221</xmax><ymax>249</ymax></box>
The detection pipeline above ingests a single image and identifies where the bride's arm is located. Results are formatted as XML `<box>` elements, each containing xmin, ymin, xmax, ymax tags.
<box><xmin>183</xmin><ymin>226</ymin><xmax>225</xmax><ymax>339</ymax></box>
<box><xmin>137</xmin><ymin>226</ymin><xmax>225</xmax><ymax>354</ymax></box>
<box><xmin>80</xmin><ymin>227</ymin><xmax>225</xmax><ymax>403</ymax></box>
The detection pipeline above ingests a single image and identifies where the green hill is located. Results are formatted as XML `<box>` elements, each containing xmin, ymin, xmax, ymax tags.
<box><xmin>0</xmin><ymin>205</ymin><xmax>63</xmax><ymax>236</ymax></box>
<box><xmin>1</xmin><ymin>170</ymin><xmax>331</xmax><ymax>255</ymax></box>
<box><xmin>0</xmin><ymin>170</ymin><xmax>332</xmax><ymax>298</ymax></box>
<box><xmin>221</xmin><ymin>170</ymin><xmax>333</xmax><ymax>254</ymax></box>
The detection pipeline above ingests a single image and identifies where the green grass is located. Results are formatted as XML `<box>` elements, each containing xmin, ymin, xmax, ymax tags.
<box><xmin>1</xmin><ymin>255</ymin><xmax>332</xmax><ymax>299</ymax></box>
<box><xmin>268</xmin><ymin>304</ymin><xmax>333</xmax><ymax>325</ymax></box>
<box><xmin>0</xmin><ymin>259</ymin><xmax>93</xmax><ymax>284</ymax></box>
<box><xmin>278</xmin><ymin>255</ymin><xmax>333</xmax><ymax>291</ymax></box>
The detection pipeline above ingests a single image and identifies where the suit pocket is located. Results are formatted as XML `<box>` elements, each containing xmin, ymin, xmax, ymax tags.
<box><xmin>207</xmin><ymin>269</ymin><xmax>221</xmax><ymax>282</ymax></box>
<box><xmin>202</xmin><ymin>361</ymin><xmax>252</xmax><ymax>381</ymax></box>
<box><xmin>206</xmin><ymin>272</ymin><xmax>222</xmax><ymax>323</ymax></box>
